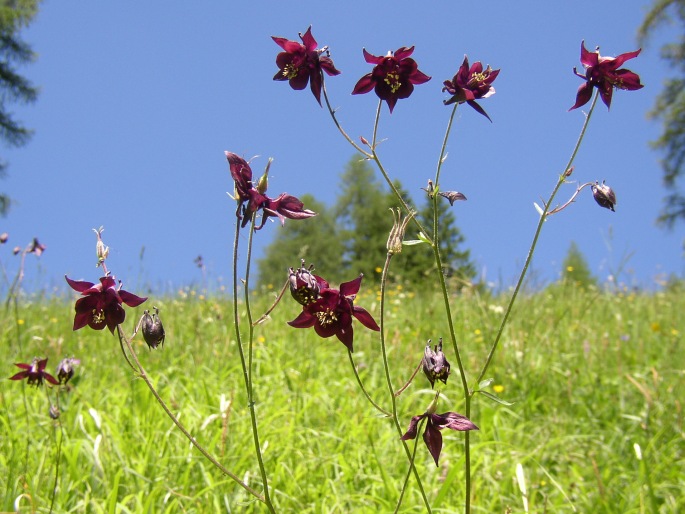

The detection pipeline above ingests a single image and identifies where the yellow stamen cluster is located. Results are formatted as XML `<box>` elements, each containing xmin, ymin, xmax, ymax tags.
<box><xmin>283</xmin><ymin>64</ymin><xmax>299</xmax><ymax>80</ymax></box>
<box><xmin>384</xmin><ymin>71</ymin><xmax>401</xmax><ymax>94</ymax></box>
<box><xmin>92</xmin><ymin>309</ymin><xmax>105</xmax><ymax>324</ymax></box>
<box><xmin>315</xmin><ymin>308</ymin><xmax>338</xmax><ymax>327</ymax></box>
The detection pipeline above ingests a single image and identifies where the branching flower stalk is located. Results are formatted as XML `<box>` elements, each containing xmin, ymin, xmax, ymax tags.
<box><xmin>475</xmin><ymin>91</ymin><xmax>600</xmax><ymax>388</ymax></box>
<box><xmin>231</xmin><ymin>213</ymin><xmax>276</xmax><ymax>513</ymax></box>
<box><xmin>378</xmin><ymin>250</ymin><xmax>432</xmax><ymax>513</ymax></box>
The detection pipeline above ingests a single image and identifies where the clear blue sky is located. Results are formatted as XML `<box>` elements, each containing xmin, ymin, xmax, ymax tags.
<box><xmin>2</xmin><ymin>0</ymin><xmax>683</xmax><ymax>294</ymax></box>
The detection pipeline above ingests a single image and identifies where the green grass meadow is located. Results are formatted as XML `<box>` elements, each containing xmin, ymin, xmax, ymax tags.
<box><xmin>1</xmin><ymin>283</ymin><xmax>684</xmax><ymax>513</ymax></box>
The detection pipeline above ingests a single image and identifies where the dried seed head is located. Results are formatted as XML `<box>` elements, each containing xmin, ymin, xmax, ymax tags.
<box><xmin>387</xmin><ymin>208</ymin><xmax>415</xmax><ymax>255</ymax></box>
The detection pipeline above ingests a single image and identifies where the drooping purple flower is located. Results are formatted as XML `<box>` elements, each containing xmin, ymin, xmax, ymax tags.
<box><xmin>442</xmin><ymin>56</ymin><xmax>500</xmax><ymax>121</ymax></box>
<box><xmin>288</xmin><ymin>274</ymin><xmax>379</xmax><ymax>352</ymax></box>
<box><xmin>272</xmin><ymin>26</ymin><xmax>341</xmax><ymax>106</ymax></box>
<box><xmin>401</xmin><ymin>410</ymin><xmax>478</xmax><ymax>466</ymax></box>
<box><xmin>352</xmin><ymin>46</ymin><xmax>431</xmax><ymax>113</ymax></box>
<box><xmin>66</xmin><ymin>275</ymin><xmax>147</xmax><ymax>334</ymax></box>
<box><xmin>225</xmin><ymin>152</ymin><xmax>316</xmax><ymax>229</ymax></box>
<box><xmin>569</xmin><ymin>41</ymin><xmax>643</xmax><ymax>111</ymax></box>
<box><xmin>9</xmin><ymin>357</ymin><xmax>59</xmax><ymax>387</ymax></box>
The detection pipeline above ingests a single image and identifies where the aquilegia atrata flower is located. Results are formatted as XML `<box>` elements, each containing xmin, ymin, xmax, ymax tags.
<box><xmin>352</xmin><ymin>46</ymin><xmax>431</xmax><ymax>113</ymax></box>
<box><xmin>9</xmin><ymin>357</ymin><xmax>59</xmax><ymax>387</ymax></box>
<box><xmin>65</xmin><ymin>275</ymin><xmax>147</xmax><ymax>334</ymax></box>
<box><xmin>288</xmin><ymin>274</ymin><xmax>379</xmax><ymax>352</ymax></box>
<box><xmin>226</xmin><ymin>152</ymin><xmax>316</xmax><ymax>229</ymax></box>
<box><xmin>401</xmin><ymin>409</ymin><xmax>478</xmax><ymax>466</ymax></box>
<box><xmin>272</xmin><ymin>26</ymin><xmax>341</xmax><ymax>106</ymax></box>
<box><xmin>442</xmin><ymin>56</ymin><xmax>500</xmax><ymax>121</ymax></box>
<box><xmin>569</xmin><ymin>41</ymin><xmax>643</xmax><ymax>111</ymax></box>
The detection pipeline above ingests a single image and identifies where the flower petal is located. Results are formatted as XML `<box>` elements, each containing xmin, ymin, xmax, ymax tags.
<box><xmin>423</xmin><ymin>421</ymin><xmax>444</xmax><ymax>466</ymax></box>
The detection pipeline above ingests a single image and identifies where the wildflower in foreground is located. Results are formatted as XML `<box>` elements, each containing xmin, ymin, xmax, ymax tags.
<box><xmin>288</xmin><ymin>274</ymin><xmax>380</xmax><ymax>352</ymax></box>
<box><xmin>225</xmin><ymin>152</ymin><xmax>316</xmax><ymax>229</ymax></box>
<box><xmin>272</xmin><ymin>26</ymin><xmax>341</xmax><ymax>106</ymax></box>
<box><xmin>591</xmin><ymin>180</ymin><xmax>617</xmax><ymax>211</ymax></box>
<box><xmin>352</xmin><ymin>46</ymin><xmax>431</xmax><ymax>113</ymax></box>
<box><xmin>10</xmin><ymin>357</ymin><xmax>59</xmax><ymax>387</ymax></box>
<box><xmin>401</xmin><ymin>408</ymin><xmax>478</xmax><ymax>466</ymax></box>
<box><xmin>422</xmin><ymin>339</ymin><xmax>451</xmax><ymax>388</ymax></box>
<box><xmin>65</xmin><ymin>275</ymin><xmax>147</xmax><ymax>333</ymax></box>
<box><xmin>569</xmin><ymin>41</ymin><xmax>643</xmax><ymax>111</ymax></box>
<box><xmin>443</xmin><ymin>56</ymin><xmax>500</xmax><ymax>121</ymax></box>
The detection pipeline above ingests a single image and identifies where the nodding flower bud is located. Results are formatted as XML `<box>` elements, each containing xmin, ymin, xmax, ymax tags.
<box><xmin>0</xmin><ymin>232</ymin><xmax>8</xmax><ymax>244</ymax></box>
<box><xmin>93</xmin><ymin>227</ymin><xmax>109</xmax><ymax>266</ymax></box>
<box><xmin>387</xmin><ymin>208</ymin><xmax>415</xmax><ymax>255</ymax></box>
<box><xmin>56</xmin><ymin>357</ymin><xmax>80</xmax><ymax>385</ymax></box>
<box><xmin>422</xmin><ymin>338</ymin><xmax>451</xmax><ymax>388</ymax></box>
<box><xmin>141</xmin><ymin>307</ymin><xmax>165</xmax><ymax>350</ymax></box>
<box><xmin>591</xmin><ymin>180</ymin><xmax>617</xmax><ymax>212</ymax></box>
<box><xmin>288</xmin><ymin>260</ymin><xmax>327</xmax><ymax>306</ymax></box>
<box><xmin>438</xmin><ymin>191</ymin><xmax>467</xmax><ymax>206</ymax></box>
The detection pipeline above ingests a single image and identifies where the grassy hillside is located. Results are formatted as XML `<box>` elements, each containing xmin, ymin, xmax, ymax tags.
<box><xmin>2</xmin><ymin>284</ymin><xmax>683</xmax><ymax>513</ymax></box>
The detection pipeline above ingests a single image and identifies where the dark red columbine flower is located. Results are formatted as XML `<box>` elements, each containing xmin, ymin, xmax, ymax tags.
<box><xmin>272</xmin><ymin>26</ymin><xmax>341</xmax><ymax>106</ymax></box>
<box><xmin>65</xmin><ymin>275</ymin><xmax>147</xmax><ymax>334</ymax></box>
<box><xmin>352</xmin><ymin>46</ymin><xmax>431</xmax><ymax>113</ymax></box>
<box><xmin>401</xmin><ymin>409</ymin><xmax>478</xmax><ymax>466</ymax></box>
<box><xmin>226</xmin><ymin>152</ymin><xmax>316</xmax><ymax>229</ymax></box>
<box><xmin>288</xmin><ymin>274</ymin><xmax>379</xmax><ymax>352</ymax></box>
<box><xmin>569</xmin><ymin>41</ymin><xmax>643</xmax><ymax>111</ymax></box>
<box><xmin>10</xmin><ymin>357</ymin><xmax>59</xmax><ymax>387</ymax></box>
<box><xmin>443</xmin><ymin>56</ymin><xmax>500</xmax><ymax>122</ymax></box>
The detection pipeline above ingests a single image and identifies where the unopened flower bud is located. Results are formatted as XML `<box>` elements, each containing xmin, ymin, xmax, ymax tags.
<box><xmin>0</xmin><ymin>232</ymin><xmax>8</xmax><ymax>243</ymax></box>
<box><xmin>13</xmin><ymin>246</ymin><xmax>20</xmax><ymax>255</ymax></box>
<box><xmin>591</xmin><ymin>180</ymin><xmax>616</xmax><ymax>212</ymax></box>
<box><xmin>422</xmin><ymin>338</ymin><xmax>451</xmax><ymax>388</ymax></box>
<box><xmin>438</xmin><ymin>191</ymin><xmax>467</xmax><ymax>206</ymax></box>
<box><xmin>387</xmin><ymin>208</ymin><xmax>415</xmax><ymax>255</ymax></box>
<box><xmin>289</xmin><ymin>260</ymin><xmax>326</xmax><ymax>305</ymax></box>
<box><xmin>93</xmin><ymin>227</ymin><xmax>109</xmax><ymax>265</ymax></box>
<box><xmin>564</xmin><ymin>166</ymin><xmax>575</xmax><ymax>177</ymax></box>
<box><xmin>27</xmin><ymin>238</ymin><xmax>46</xmax><ymax>256</ymax></box>
<box><xmin>256</xmin><ymin>159</ymin><xmax>272</xmax><ymax>194</ymax></box>
<box><xmin>49</xmin><ymin>404</ymin><xmax>61</xmax><ymax>419</ymax></box>
<box><xmin>56</xmin><ymin>357</ymin><xmax>80</xmax><ymax>385</ymax></box>
<box><xmin>421</xmin><ymin>179</ymin><xmax>435</xmax><ymax>198</ymax></box>
<box><xmin>141</xmin><ymin>307</ymin><xmax>165</xmax><ymax>349</ymax></box>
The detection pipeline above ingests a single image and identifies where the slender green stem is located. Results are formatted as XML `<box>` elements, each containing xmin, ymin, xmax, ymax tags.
<box><xmin>378</xmin><ymin>252</ymin><xmax>432</xmax><ymax>513</ymax></box>
<box><xmin>47</xmin><ymin>389</ymin><xmax>63</xmax><ymax>514</ymax></box>
<box><xmin>115</xmin><ymin>325</ymin><xmax>265</xmax><ymax>502</ymax></box>
<box><xmin>321</xmin><ymin>78</ymin><xmax>372</xmax><ymax>158</ymax></box>
<box><xmin>394</xmin><ymin>425</ymin><xmax>422</xmax><ymax>514</ymax></box>
<box><xmin>368</xmin><ymin>102</ymin><xmax>432</xmax><ymax>243</ymax></box>
<box><xmin>347</xmin><ymin>350</ymin><xmax>391</xmax><ymax>417</ymax></box>
<box><xmin>435</xmin><ymin>103</ymin><xmax>458</xmax><ymax>185</ymax></box>
<box><xmin>475</xmin><ymin>92</ymin><xmax>599</xmax><ymax>386</ymax></box>
<box><xmin>231</xmin><ymin>217</ymin><xmax>276</xmax><ymax>513</ymax></box>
